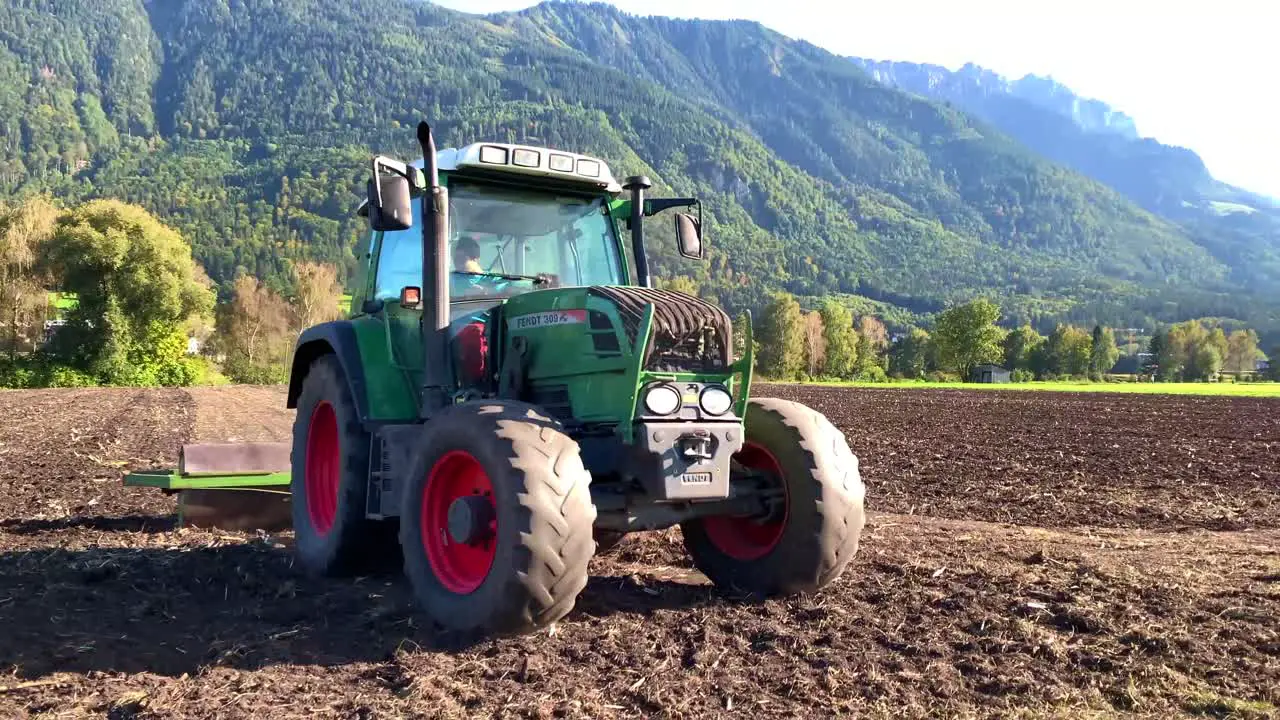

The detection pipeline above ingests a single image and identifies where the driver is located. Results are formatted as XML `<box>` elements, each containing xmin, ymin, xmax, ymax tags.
<box><xmin>452</xmin><ymin>235</ymin><xmax>484</xmax><ymax>275</ymax></box>
<box><xmin>448</xmin><ymin>232</ymin><xmax>498</xmax><ymax>387</ymax></box>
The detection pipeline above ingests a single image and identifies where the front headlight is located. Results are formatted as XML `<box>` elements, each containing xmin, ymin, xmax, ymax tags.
<box><xmin>699</xmin><ymin>386</ymin><xmax>733</xmax><ymax>415</ymax></box>
<box><xmin>643</xmin><ymin>384</ymin><xmax>682</xmax><ymax>415</ymax></box>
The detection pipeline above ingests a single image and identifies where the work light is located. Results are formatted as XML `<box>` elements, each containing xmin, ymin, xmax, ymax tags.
<box><xmin>699</xmin><ymin>386</ymin><xmax>733</xmax><ymax>416</ymax></box>
<box><xmin>479</xmin><ymin>145</ymin><xmax>508</xmax><ymax>164</ymax></box>
<box><xmin>643</xmin><ymin>384</ymin><xmax>682</xmax><ymax>415</ymax></box>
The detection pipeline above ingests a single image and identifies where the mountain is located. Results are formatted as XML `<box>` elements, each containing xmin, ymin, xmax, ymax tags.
<box><xmin>0</xmin><ymin>0</ymin><xmax>1275</xmax><ymax>342</ymax></box>
<box><xmin>851</xmin><ymin>58</ymin><xmax>1280</xmax><ymax>298</ymax></box>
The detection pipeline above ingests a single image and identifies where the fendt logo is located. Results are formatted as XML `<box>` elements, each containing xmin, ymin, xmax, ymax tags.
<box><xmin>507</xmin><ymin>310</ymin><xmax>588</xmax><ymax>331</ymax></box>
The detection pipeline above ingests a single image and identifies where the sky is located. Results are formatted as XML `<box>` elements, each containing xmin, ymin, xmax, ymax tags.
<box><xmin>434</xmin><ymin>0</ymin><xmax>1280</xmax><ymax>199</ymax></box>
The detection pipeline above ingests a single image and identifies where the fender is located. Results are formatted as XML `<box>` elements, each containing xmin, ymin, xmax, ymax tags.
<box><xmin>286</xmin><ymin>321</ymin><xmax>372</xmax><ymax>423</ymax></box>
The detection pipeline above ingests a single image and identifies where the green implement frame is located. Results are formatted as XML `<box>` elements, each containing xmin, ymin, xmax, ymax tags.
<box><xmin>123</xmin><ymin>442</ymin><xmax>293</xmax><ymax>531</ymax></box>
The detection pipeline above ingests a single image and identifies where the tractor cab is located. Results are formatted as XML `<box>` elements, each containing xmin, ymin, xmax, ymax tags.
<box><xmin>353</xmin><ymin>137</ymin><xmax>707</xmax><ymax>409</ymax></box>
<box><xmin>355</xmin><ymin>142</ymin><xmax>630</xmax><ymax>311</ymax></box>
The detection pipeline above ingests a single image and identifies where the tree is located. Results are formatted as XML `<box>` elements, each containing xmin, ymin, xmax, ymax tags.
<box><xmin>932</xmin><ymin>298</ymin><xmax>1006</xmax><ymax>379</ymax></box>
<box><xmin>1166</xmin><ymin>320</ymin><xmax>1213</xmax><ymax>381</ymax></box>
<box><xmin>41</xmin><ymin>200</ymin><xmax>214</xmax><ymax>385</ymax></box>
<box><xmin>0</xmin><ymin>195</ymin><xmax>58</xmax><ymax>359</ymax></box>
<box><xmin>292</xmin><ymin>260</ymin><xmax>344</xmax><ymax>331</ymax></box>
<box><xmin>1089</xmin><ymin>325</ymin><xmax>1120</xmax><ymax>379</ymax></box>
<box><xmin>756</xmin><ymin>291</ymin><xmax>804</xmax><ymax>380</ymax></box>
<box><xmin>1224</xmin><ymin>330</ymin><xmax>1261</xmax><ymax>375</ymax></box>
<box><xmin>889</xmin><ymin>327</ymin><xmax>931</xmax><ymax>378</ymax></box>
<box><xmin>854</xmin><ymin>315</ymin><xmax>889</xmax><ymax>378</ymax></box>
<box><xmin>1003</xmin><ymin>323</ymin><xmax>1046</xmax><ymax>374</ymax></box>
<box><xmin>657</xmin><ymin>275</ymin><xmax>700</xmax><ymax>297</ymax></box>
<box><xmin>217</xmin><ymin>274</ymin><xmax>293</xmax><ymax>383</ymax></box>
<box><xmin>1152</xmin><ymin>327</ymin><xmax>1183</xmax><ymax>380</ymax></box>
<box><xmin>819</xmin><ymin>300</ymin><xmax>857</xmax><ymax>378</ymax></box>
<box><xmin>802</xmin><ymin>311</ymin><xmax>826</xmax><ymax>377</ymax></box>
<box><xmin>732</xmin><ymin>310</ymin><xmax>758</xmax><ymax>366</ymax></box>
<box><xmin>1144</xmin><ymin>331</ymin><xmax>1165</xmax><ymax>378</ymax></box>
<box><xmin>1046</xmin><ymin>324</ymin><xmax>1092</xmax><ymax>377</ymax></box>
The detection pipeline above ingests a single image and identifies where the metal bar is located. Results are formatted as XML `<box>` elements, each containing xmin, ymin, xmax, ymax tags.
<box><xmin>621</xmin><ymin>303</ymin><xmax>657</xmax><ymax>445</ymax></box>
<box><xmin>735</xmin><ymin>308</ymin><xmax>754</xmax><ymax>418</ymax></box>
<box><xmin>124</xmin><ymin>471</ymin><xmax>291</xmax><ymax>490</ymax></box>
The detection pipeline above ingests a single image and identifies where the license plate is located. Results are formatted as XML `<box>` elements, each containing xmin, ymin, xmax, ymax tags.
<box><xmin>680</xmin><ymin>472</ymin><xmax>712</xmax><ymax>485</ymax></box>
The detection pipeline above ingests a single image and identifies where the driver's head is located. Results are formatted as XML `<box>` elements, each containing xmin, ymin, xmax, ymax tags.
<box><xmin>453</xmin><ymin>235</ymin><xmax>482</xmax><ymax>273</ymax></box>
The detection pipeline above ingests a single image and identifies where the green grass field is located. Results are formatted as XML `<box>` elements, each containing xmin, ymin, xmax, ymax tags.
<box><xmin>784</xmin><ymin>379</ymin><xmax>1280</xmax><ymax>398</ymax></box>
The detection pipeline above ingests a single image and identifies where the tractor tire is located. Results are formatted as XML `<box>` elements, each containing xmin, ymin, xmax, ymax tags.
<box><xmin>290</xmin><ymin>354</ymin><xmax>391</xmax><ymax>576</ymax></box>
<box><xmin>399</xmin><ymin>401</ymin><xmax>597</xmax><ymax>637</ymax></box>
<box><xmin>681</xmin><ymin>397</ymin><xmax>865</xmax><ymax>596</ymax></box>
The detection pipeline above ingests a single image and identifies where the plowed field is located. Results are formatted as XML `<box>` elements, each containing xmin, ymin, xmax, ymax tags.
<box><xmin>1</xmin><ymin>385</ymin><xmax>1276</xmax><ymax>719</ymax></box>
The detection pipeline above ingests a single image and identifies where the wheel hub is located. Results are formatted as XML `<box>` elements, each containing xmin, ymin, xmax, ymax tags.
<box><xmin>447</xmin><ymin>495</ymin><xmax>495</xmax><ymax>545</ymax></box>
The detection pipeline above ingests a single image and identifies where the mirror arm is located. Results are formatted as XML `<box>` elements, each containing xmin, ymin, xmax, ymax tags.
<box><xmin>644</xmin><ymin>197</ymin><xmax>697</xmax><ymax>216</ymax></box>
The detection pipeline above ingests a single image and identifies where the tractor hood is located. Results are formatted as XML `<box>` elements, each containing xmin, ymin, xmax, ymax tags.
<box><xmin>500</xmin><ymin>285</ymin><xmax>734</xmax><ymax>375</ymax></box>
<box><xmin>493</xmin><ymin>285</ymin><xmax>746</xmax><ymax>428</ymax></box>
<box><xmin>586</xmin><ymin>286</ymin><xmax>733</xmax><ymax>372</ymax></box>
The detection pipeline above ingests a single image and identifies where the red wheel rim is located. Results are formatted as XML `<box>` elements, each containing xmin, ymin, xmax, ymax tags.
<box><xmin>304</xmin><ymin>400</ymin><xmax>340</xmax><ymax>535</ymax></box>
<box><xmin>703</xmin><ymin>442</ymin><xmax>788</xmax><ymax>560</ymax></box>
<box><xmin>422</xmin><ymin>450</ymin><xmax>496</xmax><ymax>594</ymax></box>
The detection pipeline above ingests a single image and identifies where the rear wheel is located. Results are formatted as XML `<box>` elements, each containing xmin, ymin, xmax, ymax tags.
<box><xmin>399</xmin><ymin>401</ymin><xmax>596</xmax><ymax>637</ymax></box>
<box><xmin>681</xmin><ymin>397</ymin><xmax>865</xmax><ymax>595</ymax></box>
<box><xmin>290</xmin><ymin>354</ymin><xmax>390</xmax><ymax>575</ymax></box>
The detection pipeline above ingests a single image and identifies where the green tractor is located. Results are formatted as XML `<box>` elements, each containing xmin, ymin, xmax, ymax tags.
<box><xmin>133</xmin><ymin>122</ymin><xmax>866</xmax><ymax>638</ymax></box>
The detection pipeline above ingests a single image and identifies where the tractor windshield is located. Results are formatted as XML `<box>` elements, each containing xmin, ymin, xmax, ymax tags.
<box><xmin>372</xmin><ymin>179</ymin><xmax>625</xmax><ymax>303</ymax></box>
<box><xmin>447</xmin><ymin>181</ymin><xmax>624</xmax><ymax>300</ymax></box>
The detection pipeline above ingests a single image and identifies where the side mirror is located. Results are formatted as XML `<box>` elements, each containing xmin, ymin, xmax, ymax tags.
<box><xmin>366</xmin><ymin>173</ymin><xmax>412</xmax><ymax>232</ymax></box>
<box><xmin>674</xmin><ymin>212</ymin><xmax>704</xmax><ymax>260</ymax></box>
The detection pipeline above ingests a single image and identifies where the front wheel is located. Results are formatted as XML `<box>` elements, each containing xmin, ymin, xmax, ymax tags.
<box><xmin>399</xmin><ymin>401</ymin><xmax>597</xmax><ymax>637</ymax></box>
<box><xmin>681</xmin><ymin>397</ymin><xmax>866</xmax><ymax>595</ymax></box>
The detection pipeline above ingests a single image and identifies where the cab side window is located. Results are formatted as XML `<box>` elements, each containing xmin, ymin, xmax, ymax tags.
<box><xmin>373</xmin><ymin>200</ymin><xmax>423</xmax><ymax>301</ymax></box>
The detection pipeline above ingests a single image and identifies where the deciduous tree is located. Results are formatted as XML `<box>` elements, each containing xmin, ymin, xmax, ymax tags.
<box><xmin>0</xmin><ymin>195</ymin><xmax>58</xmax><ymax>359</ymax></box>
<box><xmin>292</xmin><ymin>260</ymin><xmax>344</xmax><ymax>331</ymax></box>
<box><xmin>41</xmin><ymin>200</ymin><xmax>213</xmax><ymax>384</ymax></box>
<box><xmin>802</xmin><ymin>311</ymin><xmax>825</xmax><ymax>377</ymax></box>
<box><xmin>819</xmin><ymin>300</ymin><xmax>857</xmax><ymax>378</ymax></box>
<box><xmin>889</xmin><ymin>327</ymin><xmax>931</xmax><ymax>378</ymax></box>
<box><xmin>217</xmin><ymin>274</ymin><xmax>293</xmax><ymax>383</ymax></box>
<box><xmin>756</xmin><ymin>291</ymin><xmax>804</xmax><ymax>380</ymax></box>
<box><xmin>1089</xmin><ymin>325</ymin><xmax>1119</xmax><ymax>379</ymax></box>
<box><xmin>1003</xmin><ymin>323</ymin><xmax>1046</xmax><ymax>374</ymax></box>
<box><xmin>932</xmin><ymin>298</ymin><xmax>1006</xmax><ymax>379</ymax></box>
<box><xmin>1046</xmin><ymin>324</ymin><xmax>1092</xmax><ymax>377</ymax></box>
<box><xmin>1224</xmin><ymin>330</ymin><xmax>1261</xmax><ymax>374</ymax></box>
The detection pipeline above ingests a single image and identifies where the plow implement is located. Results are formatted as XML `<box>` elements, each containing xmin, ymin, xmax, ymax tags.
<box><xmin>124</xmin><ymin>442</ymin><xmax>293</xmax><ymax>531</ymax></box>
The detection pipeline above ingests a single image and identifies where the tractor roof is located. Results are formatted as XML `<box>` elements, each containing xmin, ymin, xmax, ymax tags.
<box><xmin>433</xmin><ymin>142</ymin><xmax>623</xmax><ymax>194</ymax></box>
<box><xmin>356</xmin><ymin>142</ymin><xmax>623</xmax><ymax>217</ymax></box>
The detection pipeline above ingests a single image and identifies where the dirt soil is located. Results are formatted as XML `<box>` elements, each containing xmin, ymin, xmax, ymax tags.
<box><xmin>0</xmin><ymin>384</ymin><xmax>1276</xmax><ymax>719</ymax></box>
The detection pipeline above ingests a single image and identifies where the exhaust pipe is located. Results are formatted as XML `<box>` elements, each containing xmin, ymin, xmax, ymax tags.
<box><xmin>417</xmin><ymin>121</ymin><xmax>451</xmax><ymax>415</ymax></box>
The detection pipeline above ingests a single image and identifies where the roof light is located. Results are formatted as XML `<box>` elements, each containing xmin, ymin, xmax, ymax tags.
<box><xmin>512</xmin><ymin>148</ymin><xmax>540</xmax><ymax>167</ymax></box>
<box><xmin>479</xmin><ymin>146</ymin><xmax>508</xmax><ymax>164</ymax></box>
<box><xmin>549</xmin><ymin>153</ymin><xmax>574</xmax><ymax>172</ymax></box>
<box><xmin>576</xmin><ymin>159</ymin><xmax>601</xmax><ymax>177</ymax></box>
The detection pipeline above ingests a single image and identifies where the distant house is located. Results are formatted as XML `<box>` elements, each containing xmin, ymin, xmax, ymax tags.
<box><xmin>970</xmin><ymin>364</ymin><xmax>1011</xmax><ymax>383</ymax></box>
<box><xmin>1260</xmin><ymin>359</ymin><xmax>1272</xmax><ymax>373</ymax></box>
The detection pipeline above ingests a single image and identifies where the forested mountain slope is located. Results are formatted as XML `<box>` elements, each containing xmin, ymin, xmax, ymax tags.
<box><xmin>1</xmin><ymin>0</ymin><xmax>1275</xmax><ymax>338</ymax></box>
